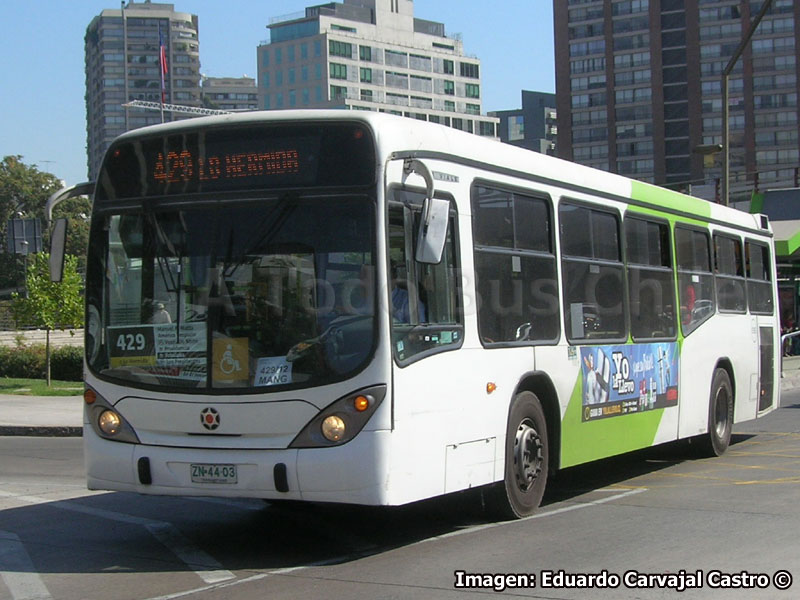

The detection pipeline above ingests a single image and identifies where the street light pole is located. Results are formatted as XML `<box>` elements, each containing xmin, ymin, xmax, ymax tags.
<box><xmin>720</xmin><ymin>0</ymin><xmax>774</xmax><ymax>206</ymax></box>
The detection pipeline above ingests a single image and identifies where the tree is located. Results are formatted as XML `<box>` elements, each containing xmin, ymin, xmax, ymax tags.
<box><xmin>0</xmin><ymin>156</ymin><xmax>92</xmax><ymax>292</ymax></box>
<box><xmin>11</xmin><ymin>252</ymin><xmax>84</xmax><ymax>385</ymax></box>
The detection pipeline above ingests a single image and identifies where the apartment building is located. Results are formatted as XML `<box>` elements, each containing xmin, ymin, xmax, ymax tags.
<box><xmin>554</xmin><ymin>0</ymin><xmax>799</xmax><ymax>202</ymax></box>
<box><xmin>85</xmin><ymin>1</ymin><xmax>201</xmax><ymax>180</ymax></box>
<box><xmin>258</xmin><ymin>0</ymin><xmax>498</xmax><ymax>136</ymax></box>
<box><xmin>201</xmin><ymin>76</ymin><xmax>259</xmax><ymax>112</ymax></box>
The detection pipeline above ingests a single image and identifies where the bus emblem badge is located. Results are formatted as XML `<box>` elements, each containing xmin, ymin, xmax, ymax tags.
<box><xmin>200</xmin><ymin>407</ymin><xmax>220</xmax><ymax>431</ymax></box>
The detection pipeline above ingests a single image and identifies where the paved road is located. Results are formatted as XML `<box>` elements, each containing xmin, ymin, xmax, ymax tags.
<box><xmin>0</xmin><ymin>391</ymin><xmax>799</xmax><ymax>599</ymax></box>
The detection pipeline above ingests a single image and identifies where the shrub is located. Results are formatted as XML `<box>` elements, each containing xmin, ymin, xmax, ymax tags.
<box><xmin>0</xmin><ymin>344</ymin><xmax>46</xmax><ymax>379</ymax></box>
<box><xmin>50</xmin><ymin>346</ymin><xmax>84</xmax><ymax>381</ymax></box>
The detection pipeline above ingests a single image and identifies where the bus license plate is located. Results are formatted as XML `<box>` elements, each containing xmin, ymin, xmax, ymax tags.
<box><xmin>190</xmin><ymin>463</ymin><xmax>238</xmax><ymax>484</ymax></box>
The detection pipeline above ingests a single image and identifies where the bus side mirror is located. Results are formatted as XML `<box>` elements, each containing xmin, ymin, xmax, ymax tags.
<box><xmin>49</xmin><ymin>218</ymin><xmax>68</xmax><ymax>283</ymax></box>
<box><xmin>416</xmin><ymin>197</ymin><xmax>449</xmax><ymax>264</ymax></box>
<box><xmin>403</xmin><ymin>158</ymin><xmax>447</xmax><ymax>264</ymax></box>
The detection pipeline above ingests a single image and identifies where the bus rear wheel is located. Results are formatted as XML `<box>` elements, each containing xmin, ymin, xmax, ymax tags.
<box><xmin>698</xmin><ymin>368</ymin><xmax>733</xmax><ymax>457</ymax></box>
<box><xmin>488</xmin><ymin>391</ymin><xmax>549</xmax><ymax>519</ymax></box>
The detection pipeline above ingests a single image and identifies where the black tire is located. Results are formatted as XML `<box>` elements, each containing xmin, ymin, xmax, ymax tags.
<box><xmin>488</xmin><ymin>391</ymin><xmax>549</xmax><ymax>519</ymax></box>
<box><xmin>699</xmin><ymin>368</ymin><xmax>734</xmax><ymax>457</ymax></box>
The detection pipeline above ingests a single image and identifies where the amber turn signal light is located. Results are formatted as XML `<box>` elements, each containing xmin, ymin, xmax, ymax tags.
<box><xmin>354</xmin><ymin>395</ymin><xmax>370</xmax><ymax>412</ymax></box>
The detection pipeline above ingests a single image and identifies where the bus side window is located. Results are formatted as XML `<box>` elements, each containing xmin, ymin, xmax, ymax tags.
<box><xmin>625</xmin><ymin>216</ymin><xmax>677</xmax><ymax>340</ymax></box>
<box><xmin>560</xmin><ymin>202</ymin><xmax>625</xmax><ymax>342</ymax></box>
<box><xmin>675</xmin><ymin>226</ymin><xmax>715</xmax><ymax>334</ymax></box>
<box><xmin>714</xmin><ymin>233</ymin><xmax>746</xmax><ymax>314</ymax></box>
<box><xmin>389</xmin><ymin>193</ymin><xmax>463</xmax><ymax>363</ymax></box>
<box><xmin>472</xmin><ymin>185</ymin><xmax>558</xmax><ymax>344</ymax></box>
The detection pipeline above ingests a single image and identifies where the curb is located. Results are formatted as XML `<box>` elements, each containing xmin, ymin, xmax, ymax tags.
<box><xmin>0</xmin><ymin>426</ymin><xmax>82</xmax><ymax>437</ymax></box>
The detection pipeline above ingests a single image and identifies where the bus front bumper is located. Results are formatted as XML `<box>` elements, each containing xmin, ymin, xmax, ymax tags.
<box><xmin>84</xmin><ymin>425</ymin><xmax>392</xmax><ymax>505</ymax></box>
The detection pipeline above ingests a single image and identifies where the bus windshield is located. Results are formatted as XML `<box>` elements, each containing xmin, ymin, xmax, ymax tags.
<box><xmin>85</xmin><ymin>196</ymin><xmax>376</xmax><ymax>391</ymax></box>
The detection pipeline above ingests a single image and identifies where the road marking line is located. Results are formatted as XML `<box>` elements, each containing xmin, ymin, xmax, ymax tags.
<box><xmin>420</xmin><ymin>487</ymin><xmax>649</xmax><ymax>545</ymax></box>
<box><xmin>0</xmin><ymin>530</ymin><xmax>53</xmax><ymax>600</ymax></box>
<box><xmin>0</xmin><ymin>491</ymin><xmax>234</xmax><ymax>585</ymax></box>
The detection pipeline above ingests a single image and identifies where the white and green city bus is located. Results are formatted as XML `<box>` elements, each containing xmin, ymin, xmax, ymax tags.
<box><xmin>68</xmin><ymin>111</ymin><xmax>778</xmax><ymax>518</ymax></box>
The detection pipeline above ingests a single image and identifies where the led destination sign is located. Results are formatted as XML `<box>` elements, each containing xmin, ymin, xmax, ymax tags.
<box><xmin>96</xmin><ymin>122</ymin><xmax>375</xmax><ymax>201</ymax></box>
<box><xmin>152</xmin><ymin>148</ymin><xmax>301</xmax><ymax>185</ymax></box>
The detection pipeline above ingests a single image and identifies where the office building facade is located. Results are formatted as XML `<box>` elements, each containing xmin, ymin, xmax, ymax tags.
<box><xmin>201</xmin><ymin>76</ymin><xmax>259</xmax><ymax>112</ymax></box>
<box><xmin>258</xmin><ymin>0</ymin><xmax>498</xmax><ymax>136</ymax></box>
<box><xmin>85</xmin><ymin>1</ymin><xmax>201</xmax><ymax>180</ymax></box>
<box><xmin>491</xmin><ymin>91</ymin><xmax>558</xmax><ymax>154</ymax></box>
<box><xmin>554</xmin><ymin>0</ymin><xmax>798</xmax><ymax>202</ymax></box>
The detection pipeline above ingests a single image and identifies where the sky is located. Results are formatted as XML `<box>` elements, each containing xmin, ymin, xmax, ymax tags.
<box><xmin>0</xmin><ymin>1</ymin><xmax>554</xmax><ymax>188</ymax></box>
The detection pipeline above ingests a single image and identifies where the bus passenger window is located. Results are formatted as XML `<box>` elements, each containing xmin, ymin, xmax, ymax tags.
<box><xmin>472</xmin><ymin>186</ymin><xmax>558</xmax><ymax>344</ymax></box>
<box><xmin>625</xmin><ymin>217</ymin><xmax>677</xmax><ymax>340</ymax></box>
<box><xmin>714</xmin><ymin>234</ymin><xmax>746</xmax><ymax>314</ymax></box>
<box><xmin>675</xmin><ymin>226</ymin><xmax>715</xmax><ymax>334</ymax></box>
<box><xmin>560</xmin><ymin>203</ymin><xmax>625</xmax><ymax>342</ymax></box>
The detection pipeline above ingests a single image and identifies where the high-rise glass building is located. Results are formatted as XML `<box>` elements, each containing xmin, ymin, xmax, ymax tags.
<box><xmin>259</xmin><ymin>0</ymin><xmax>498</xmax><ymax>137</ymax></box>
<box><xmin>85</xmin><ymin>1</ymin><xmax>201</xmax><ymax>180</ymax></box>
<box><xmin>554</xmin><ymin>0</ymin><xmax>798</xmax><ymax>202</ymax></box>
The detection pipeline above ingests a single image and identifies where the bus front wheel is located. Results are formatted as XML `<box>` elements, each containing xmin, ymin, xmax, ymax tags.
<box><xmin>489</xmin><ymin>391</ymin><xmax>549</xmax><ymax>519</ymax></box>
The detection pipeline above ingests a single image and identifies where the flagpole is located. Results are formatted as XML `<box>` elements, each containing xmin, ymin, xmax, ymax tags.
<box><xmin>158</xmin><ymin>21</ymin><xmax>167</xmax><ymax>123</ymax></box>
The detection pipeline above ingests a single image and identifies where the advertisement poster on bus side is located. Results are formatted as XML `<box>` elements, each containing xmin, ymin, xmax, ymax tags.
<box><xmin>580</xmin><ymin>342</ymin><xmax>679</xmax><ymax>422</ymax></box>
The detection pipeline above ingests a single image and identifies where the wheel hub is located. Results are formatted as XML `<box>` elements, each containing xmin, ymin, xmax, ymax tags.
<box><xmin>514</xmin><ymin>418</ymin><xmax>543</xmax><ymax>492</ymax></box>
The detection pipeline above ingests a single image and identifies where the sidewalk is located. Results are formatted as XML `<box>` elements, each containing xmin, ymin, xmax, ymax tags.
<box><xmin>2</xmin><ymin>366</ymin><xmax>800</xmax><ymax>437</ymax></box>
<box><xmin>0</xmin><ymin>394</ymin><xmax>83</xmax><ymax>436</ymax></box>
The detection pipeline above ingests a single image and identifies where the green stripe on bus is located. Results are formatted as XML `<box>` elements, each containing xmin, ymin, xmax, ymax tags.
<box><xmin>560</xmin><ymin>372</ymin><xmax>666</xmax><ymax>468</ymax></box>
<box><xmin>630</xmin><ymin>180</ymin><xmax>712</xmax><ymax>219</ymax></box>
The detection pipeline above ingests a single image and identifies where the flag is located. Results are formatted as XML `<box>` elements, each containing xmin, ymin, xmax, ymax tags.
<box><xmin>159</xmin><ymin>23</ymin><xmax>168</xmax><ymax>104</ymax></box>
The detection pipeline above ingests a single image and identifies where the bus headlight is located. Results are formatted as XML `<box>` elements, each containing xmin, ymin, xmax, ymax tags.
<box><xmin>321</xmin><ymin>415</ymin><xmax>346</xmax><ymax>442</ymax></box>
<box><xmin>98</xmin><ymin>410</ymin><xmax>122</xmax><ymax>435</ymax></box>
<box><xmin>86</xmin><ymin>387</ymin><xmax>140</xmax><ymax>444</ymax></box>
<box><xmin>290</xmin><ymin>385</ymin><xmax>386</xmax><ymax>448</ymax></box>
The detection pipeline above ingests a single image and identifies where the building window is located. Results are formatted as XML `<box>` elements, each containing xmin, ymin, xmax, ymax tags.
<box><xmin>329</xmin><ymin>40</ymin><xmax>352</xmax><ymax>58</ymax></box>
<box><xmin>465</xmin><ymin>83</ymin><xmax>480</xmax><ymax>99</ymax></box>
<box><xmin>444</xmin><ymin>100</ymin><xmax>455</xmax><ymax>112</ymax></box>
<box><xmin>508</xmin><ymin>115</ymin><xmax>524</xmax><ymax>141</ymax></box>
<box><xmin>459</xmin><ymin>62</ymin><xmax>479</xmax><ymax>78</ymax></box>
<box><xmin>330</xmin><ymin>85</ymin><xmax>347</xmax><ymax>100</ymax></box>
<box><xmin>443</xmin><ymin>59</ymin><xmax>454</xmax><ymax>74</ymax></box>
<box><xmin>361</xmin><ymin>88</ymin><xmax>373</xmax><ymax>102</ymax></box>
<box><xmin>465</xmin><ymin>103</ymin><xmax>480</xmax><ymax>115</ymax></box>
<box><xmin>360</xmin><ymin>67</ymin><xmax>372</xmax><ymax>83</ymax></box>
<box><xmin>444</xmin><ymin>80</ymin><xmax>455</xmax><ymax>95</ymax></box>
<box><xmin>359</xmin><ymin>45</ymin><xmax>372</xmax><ymax>61</ymax></box>
<box><xmin>330</xmin><ymin>63</ymin><xmax>347</xmax><ymax>80</ymax></box>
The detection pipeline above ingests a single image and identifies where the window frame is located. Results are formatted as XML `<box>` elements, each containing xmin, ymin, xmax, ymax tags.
<box><xmin>623</xmin><ymin>213</ymin><xmax>678</xmax><ymax>342</ymax></box>
<box><xmin>387</xmin><ymin>185</ymin><xmax>464</xmax><ymax>367</ymax></box>
<box><xmin>471</xmin><ymin>180</ymin><xmax>560</xmax><ymax>347</ymax></box>
<box><xmin>713</xmin><ymin>232</ymin><xmax>747</xmax><ymax>314</ymax></box>
<box><xmin>745</xmin><ymin>239</ymin><xmax>775</xmax><ymax>316</ymax></box>
<box><xmin>675</xmin><ymin>224</ymin><xmax>716</xmax><ymax>335</ymax></box>
<box><xmin>559</xmin><ymin>199</ymin><xmax>627</xmax><ymax>344</ymax></box>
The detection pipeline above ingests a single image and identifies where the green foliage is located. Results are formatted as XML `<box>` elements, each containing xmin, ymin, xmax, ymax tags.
<box><xmin>0</xmin><ymin>155</ymin><xmax>91</xmax><ymax>288</ymax></box>
<box><xmin>0</xmin><ymin>344</ymin><xmax>83</xmax><ymax>381</ymax></box>
<box><xmin>11</xmin><ymin>252</ymin><xmax>84</xmax><ymax>330</ymax></box>
<box><xmin>50</xmin><ymin>345</ymin><xmax>84</xmax><ymax>381</ymax></box>
<box><xmin>0</xmin><ymin>344</ymin><xmax>46</xmax><ymax>378</ymax></box>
